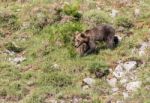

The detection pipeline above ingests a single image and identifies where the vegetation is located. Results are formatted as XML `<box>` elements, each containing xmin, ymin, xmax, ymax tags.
<box><xmin>0</xmin><ymin>0</ymin><xmax>150</xmax><ymax>103</ymax></box>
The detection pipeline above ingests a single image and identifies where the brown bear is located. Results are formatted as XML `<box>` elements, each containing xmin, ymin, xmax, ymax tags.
<box><xmin>75</xmin><ymin>42</ymin><xmax>89</xmax><ymax>56</ymax></box>
<box><xmin>74</xmin><ymin>24</ymin><xmax>118</xmax><ymax>56</ymax></box>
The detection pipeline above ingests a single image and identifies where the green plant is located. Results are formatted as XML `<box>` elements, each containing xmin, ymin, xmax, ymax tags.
<box><xmin>62</xmin><ymin>2</ymin><xmax>82</xmax><ymax>20</ymax></box>
<box><xmin>83</xmin><ymin>9</ymin><xmax>111</xmax><ymax>24</ymax></box>
<box><xmin>115</xmin><ymin>16</ymin><xmax>134</xmax><ymax>28</ymax></box>
<box><xmin>67</xmin><ymin>46</ymin><xmax>77</xmax><ymax>58</ymax></box>
<box><xmin>5</xmin><ymin>42</ymin><xmax>24</xmax><ymax>53</ymax></box>
<box><xmin>88</xmin><ymin>62</ymin><xmax>108</xmax><ymax>74</ymax></box>
<box><xmin>37</xmin><ymin>72</ymin><xmax>73</xmax><ymax>87</ymax></box>
<box><xmin>0</xmin><ymin>12</ymin><xmax>20</xmax><ymax>30</ymax></box>
<box><xmin>42</xmin><ymin>21</ymin><xmax>84</xmax><ymax>46</ymax></box>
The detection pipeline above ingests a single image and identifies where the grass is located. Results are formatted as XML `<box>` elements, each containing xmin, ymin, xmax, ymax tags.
<box><xmin>0</xmin><ymin>0</ymin><xmax>150</xmax><ymax>103</ymax></box>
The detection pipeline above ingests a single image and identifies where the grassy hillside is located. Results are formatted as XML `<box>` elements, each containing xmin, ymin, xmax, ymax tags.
<box><xmin>0</xmin><ymin>0</ymin><xmax>150</xmax><ymax>103</ymax></box>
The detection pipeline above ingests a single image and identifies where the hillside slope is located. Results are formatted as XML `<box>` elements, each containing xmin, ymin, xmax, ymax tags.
<box><xmin>0</xmin><ymin>0</ymin><xmax>150</xmax><ymax>103</ymax></box>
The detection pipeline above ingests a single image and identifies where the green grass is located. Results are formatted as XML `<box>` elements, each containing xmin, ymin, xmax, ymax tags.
<box><xmin>0</xmin><ymin>0</ymin><xmax>150</xmax><ymax>103</ymax></box>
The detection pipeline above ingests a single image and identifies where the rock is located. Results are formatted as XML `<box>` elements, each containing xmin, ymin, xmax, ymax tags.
<box><xmin>139</xmin><ymin>42</ymin><xmax>150</xmax><ymax>56</ymax></box>
<box><xmin>52</xmin><ymin>63</ymin><xmax>59</xmax><ymax>69</ymax></box>
<box><xmin>3</xmin><ymin>50</ymin><xmax>15</xmax><ymax>56</ymax></box>
<box><xmin>111</xmin><ymin>9</ymin><xmax>119</xmax><ymax>18</ymax></box>
<box><xmin>112</xmin><ymin>87</ymin><xmax>119</xmax><ymax>93</ymax></box>
<box><xmin>120</xmin><ymin>78</ymin><xmax>128</xmax><ymax>85</ymax></box>
<box><xmin>116</xmin><ymin>100</ymin><xmax>124</xmax><ymax>103</ymax></box>
<box><xmin>139</xmin><ymin>50</ymin><xmax>145</xmax><ymax>56</ymax></box>
<box><xmin>72</xmin><ymin>97</ymin><xmax>80</xmax><ymax>103</ymax></box>
<box><xmin>21</xmin><ymin>22</ymin><xmax>30</xmax><ymax>30</ymax></box>
<box><xmin>83</xmin><ymin>77</ymin><xmax>95</xmax><ymax>86</ymax></box>
<box><xmin>45</xmin><ymin>99</ymin><xmax>57</xmax><ymax>103</ymax></box>
<box><xmin>123</xmin><ymin>92</ymin><xmax>129</xmax><ymax>99</ymax></box>
<box><xmin>59</xmin><ymin>100</ymin><xmax>65</xmax><ymax>103</ymax></box>
<box><xmin>9</xmin><ymin>56</ymin><xmax>26</xmax><ymax>64</ymax></box>
<box><xmin>134</xmin><ymin>8</ymin><xmax>140</xmax><ymax>17</ymax></box>
<box><xmin>107</xmin><ymin>78</ymin><xmax>117</xmax><ymax>87</ymax></box>
<box><xmin>82</xmin><ymin>85</ymin><xmax>89</xmax><ymax>90</ymax></box>
<box><xmin>123</xmin><ymin>61</ymin><xmax>137</xmax><ymax>72</ymax></box>
<box><xmin>126</xmin><ymin>81</ymin><xmax>142</xmax><ymax>91</ymax></box>
<box><xmin>113</xmin><ymin>64</ymin><xmax>125</xmax><ymax>78</ymax></box>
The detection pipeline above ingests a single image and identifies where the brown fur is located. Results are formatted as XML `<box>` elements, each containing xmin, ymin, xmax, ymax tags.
<box><xmin>75</xmin><ymin>43</ymin><xmax>89</xmax><ymax>56</ymax></box>
<box><xmin>74</xmin><ymin>24</ymin><xmax>117</xmax><ymax>56</ymax></box>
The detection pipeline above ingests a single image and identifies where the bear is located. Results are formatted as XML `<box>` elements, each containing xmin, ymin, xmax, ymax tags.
<box><xmin>75</xmin><ymin>42</ymin><xmax>89</xmax><ymax>56</ymax></box>
<box><xmin>74</xmin><ymin>24</ymin><xmax>118</xmax><ymax>56</ymax></box>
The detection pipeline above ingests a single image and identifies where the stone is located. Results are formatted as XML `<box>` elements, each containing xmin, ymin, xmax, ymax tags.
<box><xmin>82</xmin><ymin>85</ymin><xmax>89</xmax><ymax>90</ymax></box>
<box><xmin>111</xmin><ymin>9</ymin><xmax>119</xmax><ymax>18</ymax></box>
<box><xmin>9</xmin><ymin>56</ymin><xmax>26</xmax><ymax>64</ymax></box>
<box><xmin>4</xmin><ymin>50</ymin><xmax>15</xmax><ymax>56</ymax></box>
<box><xmin>45</xmin><ymin>99</ymin><xmax>57</xmax><ymax>103</ymax></box>
<box><xmin>107</xmin><ymin>78</ymin><xmax>117</xmax><ymax>87</ymax></box>
<box><xmin>123</xmin><ymin>92</ymin><xmax>129</xmax><ymax>99</ymax></box>
<box><xmin>72</xmin><ymin>98</ymin><xmax>80</xmax><ymax>103</ymax></box>
<box><xmin>52</xmin><ymin>63</ymin><xmax>59</xmax><ymax>69</ymax></box>
<box><xmin>139</xmin><ymin>42</ymin><xmax>150</xmax><ymax>56</ymax></box>
<box><xmin>126</xmin><ymin>81</ymin><xmax>142</xmax><ymax>91</ymax></box>
<box><xmin>120</xmin><ymin>78</ymin><xmax>128</xmax><ymax>85</ymax></box>
<box><xmin>116</xmin><ymin>100</ymin><xmax>124</xmax><ymax>103</ymax></box>
<box><xmin>113</xmin><ymin>64</ymin><xmax>125</xmax><ymax>78</ymax></box>
<box><xmin>83</xmin><ymin>77</ymin><xmax>95</xmax><ymax>86</ymax></box>
<box><xmin>112</xmin><ymin>87</ymin><xmax>119</xmax><ymax>93</ymax></box>
<box><xmin>134</xmin><ymin>8</ymin><xmax>140</xmax><ymax>17</ymax></box>
<box><xmin>123</xmin><ymin>61</ymin><xmax>137</xmax><ymax>72</ymax></box>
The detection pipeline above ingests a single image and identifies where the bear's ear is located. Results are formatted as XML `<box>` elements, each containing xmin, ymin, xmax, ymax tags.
<box><xmin>80</xmin><ymin>33</ymin><xmax>86</xmax><ymax>38</ymax></box>
<box><xmin>85</xmin><ymin>29</ymin><xmax>90</xmax><ymax>34</ymax></box>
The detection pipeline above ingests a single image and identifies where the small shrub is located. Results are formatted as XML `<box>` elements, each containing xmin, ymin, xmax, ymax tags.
<box><xmin>88</xmin><ymin>62</ymin><xmax>108</xmax><ymax>74</ymax></box>
<box><xmin>83</xmin><ymin>9</ymin><xmax>111</xmax><ymax>25</ymax></box>
<box><xmin>42</xmin><ymin>21</ymin><xmax>84</xmax><ymax>46</ymax></box>
<box><xmin>0</xmin><ymin>31</ymin><xmax>4</xmax><ymax>37</ymax></box>
<box><xmin>5</xmin><ymin>42</ymin><xmax>24</xmax><ymax>53</ymax></box>
<box><xmin>115</xmin><ymin>16</ymin><xmax>134</xmax><ymax>28</ymax></box>
<box><xmin>38</xmin><ymin>72</ymin><xmax>72</xmax><ymax>87</ymax></box>
<box><xmin>62</xmin><ymin>2</ymin><xmax>82</xmax><ymax>20</ymax></box>
<box><xmin>0</xmin><ymin>88</ymin><xmax>7</xmax><ymax>97</ymax></box>
<box><xmin>140</xmin><ymin>12</ymin><xmax>150</xmax><ymax>19</ymax></box>
<box><xmin>0</xmin><ymin>12</ymin><xmax>20</xmax><ymax>30</ymax></box>
<box><xmin>67</xmin><ymin>46</ymin><xmax>77</xmax><ymax>58</ymax></box>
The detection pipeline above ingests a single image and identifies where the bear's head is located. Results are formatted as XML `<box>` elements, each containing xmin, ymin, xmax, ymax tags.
<box><xmin>74</xmin><ymin>32</ymin><xmax>89</xmax><ymax>48</ymax></box>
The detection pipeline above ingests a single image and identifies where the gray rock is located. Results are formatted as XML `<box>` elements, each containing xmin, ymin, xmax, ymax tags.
<box><xmin>45</xmin><ymin>99</ymin><xmax>57</xmax><ymax>103</ymax></box>
<box><xmin>116</xmin><ymin>100</ymin><xmax>124</xmax><ymax>103</ymax></box>
<box><xmin>113</xmin><ymin>64</ymin><xmax>125</xmax><ymax>78</ymax></box>
<box><xmin>83</xmin><ymin>77</ymin><xmax>95</xmax><ymax>86</ymax></box>
<box><xmin>112</xmin><ymin>87</ymin><xmax>119</xmax><ymax>93</ymax></box>
<box><xmin>123</xmin><ymin>92</ymin><xmax>129</xmax><ymax>99</ymax></box>
<box><xmin>9</xmin><ymin>56</ymin><xmax>26</xmax><ymax>64</ymax></box>
<box><xmin>126</xmin><ymin>81</ymin><xmax>142</xmax><ymax>91</ymax></box>
<box><xmin>134</xmin><ymin>8</ymin><xmax>140</xmax><ymax>17</ymax></box>
<box><xmin>139</xmin><ymin>42</ymin><xmax>150</xmax><ymax>56</ymax></box>
<box><xmin>123</xmin><ymin>61</ymin><xmax>137</xmax><ymax>72</ymax></box>
<box><xmin>4</xmin><ymin>50</ymin><xmax>15</xmax><ymax>56</ymax></box>
<box><xmin>110</xmin><ymin>9</ymin><xmax>119</xmax><ymax>18</ymax></box>
<box><xmin>107</xmin><ymin>78</ymin><xmax>117</xmax><ymax>87</ymax></box>
<box><xmin>82</xmin><ymin>85</ymin><xmax>89</xmax><ymax>90</ymax></box>
<box><xmin>120</xmin><ymin>78</ymin><xmax>128</xmax><ymax>85</ymax></box>
<box><xmin>52</xmin><ymin>63</ymin><xmax>59</xmax><ymax>69</ymax></box>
